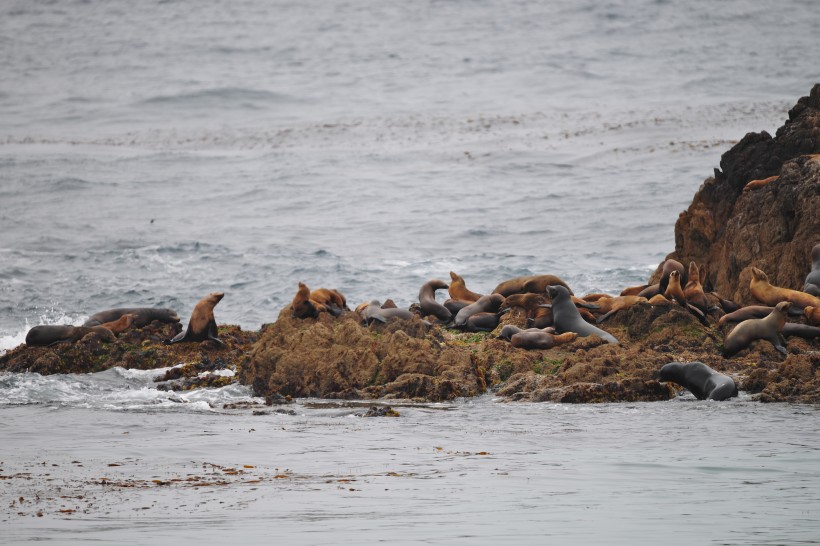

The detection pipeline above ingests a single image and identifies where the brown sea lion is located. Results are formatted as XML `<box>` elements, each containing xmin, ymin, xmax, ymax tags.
<box><xmin>717</xmin><ymin>305</ymin><xmax>776</xmax><ymax>326</ymax></box>
<box><xmin>593</xmin><ymin>295</ymin><xmax>649</xmax><ymax>323</ymax></box>
<box><xmin>291</xmin><ymin>282</ymin><xmax>324</xmax><ymax>319</ymax></box>
<box><xmin>448</xmin><ymin>271</ymin><xmax>482</xmax><ymax>302</ymax></box>
<box><xmin>499</xmin><ymin>293</ymin><xmax>548</xmax><ymax>322</ymax></box>
<box><xmin>804</xmin><ymin>243</ymin><xmax>820</xmax><ymax>297</ymax></box>
<box><xmin>750</xmin><ymin>267</ymin><xmax>820</xmax><ymax>309</ymax></box>
<box><xmin>83</xmin><ymin>307</ymin><xmax>180</xmax><ymax>328</ymax></box>
<box><xmin>419</xmin><ymin>279</ymin><xmax>452</xmax><ymax>322</ymax></box>
<box><xmin>620</xmin><ymin>284</ymin><xmax>649</xmax><ymax>297</ymax></box>
<box><xmin>527</xmin><ymin>305</ymin><xmax>553</xmax><ymax>329</ymax></box>
<box><xmin>167</xmin><ymin>292</ymin><xmax>225</xmax><ymax>347</ymax></box>
<box><xmin>99</xmin><ymin>313</ymin><xmax>137</xmax><ymax>334</ymax></box>
<box><xmin>492</xmin><ymin>275</ymin><xmax>573</xmax><ymax>297</ymax></box>
<box><xmin>381</xmin><ymin>299</ymin><xmax>398</xmax><ymax>309</ymax></box>
<box><xmin>647</xmin><ymin>294</ymin><xmax>671</xmax><ymax>306</ymax></box>
<box><xmin>664</xmin><ymin>270</ymin><xmax>687</xmax><ymax>306</ymax></box>
<box><xmin>658</xmin><ymin>259</ymin><xmax>686</xmax><ymax>295</ymax></box>
<box><xmin>26</xmin><ymin>325</ymin><xmax>116</xmax><ymax>347</ymax></box>
<box><xmin>511</xmin><ymin>330</ymin><xmax>576</xmax><ymax>350</ymax></box>
<box><xmin>743</xmin><ymin>175</ymin><xmax>779</xmax><ymax>192</ymax></box>
<box><xmin>723</xmin><ymin>301</ymin><xmax>790</xmax><ymax>357</ymax></box>
<box><xmin>454</xmin><ymin>294</ymin><xmax>505</xmax><ymax>328</ymax></box>
<box><xmin>805</xmin><ymin>306</ymin><xmax>820</xmax><ymax>325</ymax></box>
<box><xmin>310</xmin><ymin>288</ymin><xmax>349</xmax><ymax>316</ymax></box>
<box><xmin>683</xmin><ymin>261</ymin><xmax>709</xmax><ymax>315</ymax></box>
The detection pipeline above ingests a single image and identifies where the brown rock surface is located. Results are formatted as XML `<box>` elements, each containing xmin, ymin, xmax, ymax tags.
<box><xmin>666</xmin><ymin>84</ymin><xmax>820</xmax><ymax>304</ymax></box>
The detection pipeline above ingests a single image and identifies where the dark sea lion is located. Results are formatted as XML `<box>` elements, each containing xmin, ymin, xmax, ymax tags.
<box><xmin>638</xmin><ymin>284</ymin><xmax>661</xmax><ymax>298</ymax></box>
<box><xmin>443</xmin><ymin>298</ymin><xmax>471</xmax><ymax>316</ymax></box>
<box><xmin>99</xmin><ymin>313</ymin><xmax>137</xmax><ymax>334</ymax></box>
<box><xmin>709</xmin><ymin>292</ymin><xmax>741</xmax><ymax>313</ymax></box>
<box><xmin>84</xmin><ymin>307</ymin><xmax>180</xmax><ymax>328</ymax></box>
<box><xmin>723</xmin><ymin>301</ymin><xmax>790</xmax><ymax>357</ymax></box>
<box><xmin>448</xmin><ymin>271</ymin><xmax>482</xmax><ymax>302</ymax></box>
<box><xmin>511</xmin><ymin>330</ymin><xmax>576</xmax><ymax>350</ymax></box>
<box><xmin>498</xmin><ymin>324</ymin><xmax>556</xmax><ymax>341</ymax></box>
<box><xmin>804</xmin><ymin>243</ymin><xmax>820</xmax><ymax>297</ymax></box>
<box><xmin>717</xmin><ymin>305</ymin><xmax>776</xmax><ymax>326</ymax></box>
<box><xmin>454</xmin><ymin>294</ymin><xmax>505</xmax><ymax>327</ymax></box>
<box><xmin>750</xmin><ymin>267</ymin><xmax>820</xmax><ymax>309</ymax></box>
<box><xmin>464</xmin><ymin>312</ymin><xmax>499</xmax><ymax>332</ymax></box>
<box><xmin>167</xmin><ymin>292</ymin><xmax>225</xmax><ymax>347</ymax></box>
<box><xmin>658</xmin><ymin>361</ymin><xmax>738</xmax><ymax>401</ymax></box>
<box><xmin>358</xmin><ymin>300</ymin><xmax>415</xmax><ymax>325</ymax></box>
<box><xmin>594</xmin><ymin>295</ymin><xmax>649</xmax><ymax>323</ymax></box>
<box><xmin>782</xmin><ymin>323</ymin><xmax>820</xmax><ymax>339</ymax></box>
<box><xmin>26</xmin><ymin>325</ymin><xmax>116</xmax><ymax>347</ymax></box>
<box><xmin>547</xmin><ymin>285</ymin><xmax>618</xmax><ymax>344</ymax></box>
<box><xmin>419</xmin><ymin>279</ymin><xmax>452</xmax><ymax>322</ymax></box>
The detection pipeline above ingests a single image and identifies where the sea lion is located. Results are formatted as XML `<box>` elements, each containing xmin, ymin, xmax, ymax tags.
<box><xmin>664</xmin><ymin>270</ymin><xmax>687</xmax><ymax>306</ymax></box>
<box><xmin>511</xmin><ymin>330</ymin><xmax>576</xmax><ymax>350</ymax></box>
<box><xmin>750</xmin><ymin>267</ymin><xmax>820</xmax><ymax>309</ymax></box>
<box><xmin>804</xmin><ymin>243</ymin><xmax>820</xmax><ymax>297</ymax></box>
<box><xmin>454</xmin><ymin>294</ymin><xmax>505</xmax><ymax>328</ymax></box>
<box><xmin>497</xmin><ymin>324</ymin><xmax>527</xmax><ymax>341</ymax></box>
<box><xmin>638</xmin><ymin>284</ymin><xmax>661</xmax><ymax>298</ymax></box>
<box><xmin>310</xmin><ymin>288</ymin><xmax>349</xmax><ymax>316</ymax></box>
<box><xmin>99</xmin><ymin>313</ymin><xmax>137</xmax><ymax>334</ymax></box>
<box><xmin>717</xmin><ymin>305</ymin><xmax>776</xmax><ymax>326</ymax></box>
<box><xmin>83</xmin><ymin>307</ymin><xmax>180</xmax><ymax>328</ymax></box>
<box><xmin>723</xmin><ymin>301</ymin><xmax>790</xmax><ymax>357</ymax></box>
<box><xmin>381</xmin><ymin>299</ymin><xmax>398</xmax><ymax>309</ymax></box>
<box><xmin>492</xmin><ymin>275</ymin><xmax>572</xmax><ymax>297</ymax></box>
<box><xmin>683</xmin><ymin>261</ymin><xmax>709</xmax><ymax>315</ymax></box>
<box><xmin>709</xmin><ymin>292</ymin><xmax>741</xmax><ymax>313</ymax></box>
<box><xmin>547</xmin><ymin>285</ymin><xmax>618</xmax><ymax>344</ymax></box>
<box><xmin>443</xmin><ymin>298</ymin><xmax>471</xmax><ymax>316</ymax></box>
<box><xmin>647</xmin><ymin>294</ymin><xmax>671</xmax><ymax>306</ymax></box>
<box><xmin>167</xmin><ymin>292</ymin><xmax>225</xmax><ymax>347</ymax></box>
<box><xmin>419</xmin><ymin>279</ymin><xmax>452</xmax><ymax>322</ymax></box>
<box><xmin>358</xmin><ymin>300</ymin><xmax>415</xmax><ymax>325</ymax></box>
<box><xmin>657</xmin><ymin>259</ymin><xmax>686</xmax><ymax>295</ymax></box>
<box><xmin>743</xmin><ymin>175</ymin><xmax>779</xmax><ymax>192</ymax></box>
<box><xmin>782</xmin><ymin>323</ymin><xmax>820</xmax><ymax>339</ymax></box>
<box><xmin>593</xmin><ymin>295</ymin><xmax>649</xmax><ymax>323</ymax></box>
<box><xmin>527</xmin><ymin>305</ymin><xmax>553</xmax><ymax>329</ymax></box>
<box><xmin>521</xmin><ymin>275</ymin><xmax>574</xmax><ymax>295</ymax></box>
<box><xmin>448</xmin><ymin>272</ymin><xmax>482</xmax><ymax>302</ymax></box>
<box><xmin>658</xmin><ymin>361</ymin><xmax>737</xmax><ymax>401</ymax></box>
<box><xmin>620</xmin><ymin>284</ymin><xmax>649</xmax><ymax>297</ymax></box>
<box><xmin>26</xmin><ymin>325</ymin><xmax>117</xmax><ymax>347</ymax></box>
<box><xmin>806</xmin><ymin>306</ymin><xmax>820</xmax><ymax>325</ymax></box>
<box><xmin>464</xmin><ymin>312</ymin><xmax>499</xmax><ymax>332</ymax></box>
<box><xmin>291</xmin><ymin>282</ymin><xmax>323</xmax><ymax>319</ymax></box>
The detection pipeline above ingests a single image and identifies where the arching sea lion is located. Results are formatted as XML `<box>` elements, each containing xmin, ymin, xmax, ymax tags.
<box><xmin>26</xmin><ymin>325</ymin><xmax>116</xmax><ymax>347</ymax></box>
<box><xmin>419</xmin><ymin>279</ymin><xmax>452</xmax><ymax>322</ymax></box>
<box><xmin>167</xmin><ymin>292</ymin><xmax>225</xmax><ymax>347</ymax></box>
<box><xmin>723</xmin><ymin>301</ymin><xmax>790</xmax><ymax>357</ymax></box>
<box><xmin>547</xmin><ymin>285</ymin><xmax>618</xmax><ymax>344</ymax></box>
<box><xmin>84</xmin><ymin>307</ymin><xmax>180</xmax><ymax>328</ymax></box>
<box><xmin>750</xmin><ymin>267</ymin><xmax>820</xmax><ymax>309</ymax></box>
<box><xmin>658</xmin><ymin>361</ymin><xmax>737</xmax><ymax>401</ymax></box>
<box><xmin>448</xmin><ymin>271</ymin><xmax>482</xmax><ymax>302</ymax></box>
<box><xmin>804</xmin><ymin>243</ymin><xmax>820</xmax><ymax>297</ymax></box>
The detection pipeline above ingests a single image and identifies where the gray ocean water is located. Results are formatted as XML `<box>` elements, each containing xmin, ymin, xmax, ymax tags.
<box><xmin>2</xmin><ymin>0</ymin><xmax>820</xmax><ymax>543</ymax></box>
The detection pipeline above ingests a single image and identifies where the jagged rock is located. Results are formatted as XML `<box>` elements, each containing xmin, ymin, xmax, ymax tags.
<box><xmin>666</xmin><ymin>84</ymin><xmax>820</xmax><ymax>303</ymax></box>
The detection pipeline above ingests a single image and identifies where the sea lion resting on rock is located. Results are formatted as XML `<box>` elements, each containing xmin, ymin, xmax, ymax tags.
<box><xmin>547</xmin><ymin>285</ymin><xmax>618</xmax><ymax>344</ymax></box>
<box><xmin>448</xmin><ymin>271</ymin><xmax>482</xmax><ymax>302</ymax></box>
<box><xmin>658</xmin><ymin>361</ymin><xmax>737</xmax><ymax>401</ymax></box>
<box><xmin>99</xmin><ymin>313</ymin><xmax>137</xmax><ymax>334</ymax></box>
<box><xmin>419</xmin><ymin>279</ymin><xmax>452</xmax><ymax>322</ymax></box>
<box><xmin>639</xmin><ymin>259</ymin><xmax>686</xmax><ymax>298</ymax></box>
<box><xmin>750</xmin><ymin>267</ymin><xmax>820</xmax><ymax>309</ymax></box>
<box><xmin>167</xmin><ymin>292</ymin><xmax>225</xmax><ymax>347</ymax></box>
<box><xmin>83</xmin><ymin>307</ymin><xmax>180</xmax><ymax>328</ymax></box>
<box><xmin>357</xmin><ymin>300</ymin><xmax>417</xmax><ymax>325</ymax></box>
<box><xmin>510</xmin><ymin>330</ymin><xmax>576</xmax><ymax>350</ymax></box>
<box><xmin>463</xmin><ymin>312</ymin><xmax>499</xmax><ymax>332</ymax></box>
<box><xmin>806</xmin><ymin>306</ymin><xmax>820</xmax><ymax>325</ymax></box>
<box><xmin>454</xmin><ymin>294</ymin><xmax>505</xmax><ymax>328</ymax></box>
<box><xmin>804</xmin><ymin>243</ymin><xmax>820</xmax><ymax>297</ymax></box>
<box><xmin>782</xmin><ymin>323</ymin><xmax>820</xmax><ymax>339</ymax></box>
<box><xmin>718</xmin><ymin>305</ymin><xmax>775</xmax><ymax>326</ymax></box>
<box><xmin>310</xmin><ymin>287</ymin><xmax>349</xmax><ymax>316</ymax></box>
<box><xmin>723</xmin><ymin>301</ymin><xmax>790</xmax><ymax>357</ymax></box>
<box><xmin>683</xmin><ymin>261</ymin><xmax>709</xmax><ymax>315</ymax></box>
<box><xmin>291</xmin><ymin>282</ymin><xmax>347</xmax><ymax>318</ymax></box>
<box><xmin>592</xmin><ymin>295</ymin><xmax>649</xmax><ymax>323</ymax></box>
<box><xmin>492</xmin><ymin>275</ymin><xmax>573</xmax><ymax>297</ymax></box>
<box><xmin>26</xmin><ymin>325</ymin><xmax>117</xmax><ymax>347</ymax></box>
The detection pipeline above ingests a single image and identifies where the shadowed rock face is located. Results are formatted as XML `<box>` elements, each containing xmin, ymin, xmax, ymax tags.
<box><xmin>665</xmin><ymin>84</ymin><xmax>820</xmax><ymax>304</ymax></box>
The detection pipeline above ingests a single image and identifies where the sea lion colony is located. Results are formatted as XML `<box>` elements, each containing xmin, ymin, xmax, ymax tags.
<box><xmin>21</xmin><ymin>245</ymin><xmax>820</xmax><ymax>400</ymax></box>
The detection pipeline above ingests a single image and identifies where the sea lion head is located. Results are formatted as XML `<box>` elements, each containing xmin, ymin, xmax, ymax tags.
<box><xmin>449</xmin><ymin>271</ymin><xmax>461</xmax><ymax>282</ymax></box>
<box><xmin>812</xmin><ymin>243</ymin><xmax>820</xmax><ymax>264</ymax></box>
<box><xmin>775</xmin><ymin>301</ymin><xmax>792</xmax><ymax>314</ymax></box>
<box><xmin>750</xmin><ymin>267</ymin><xmax>768</xmax><ymax>282</ymax></box>
<box><xmin>427</xmin><ymin>279</ymin><xmax>449</xmax><ymax>291</ymax></box>
<box><xmin>688</xmin><ymin>261</ymin><xmax>699</xmax><ymax>282</ymax></box>
<box><xmin>206</xmin><ymin>292</ymin><xmax>225</xmax><ymax>306</ymax></box>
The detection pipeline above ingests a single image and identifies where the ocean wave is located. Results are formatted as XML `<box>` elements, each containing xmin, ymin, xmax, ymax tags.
<box><xmin>136</xmin><ymin>87</ymin><xmax>306</xmax><ymax>109</ymax></box>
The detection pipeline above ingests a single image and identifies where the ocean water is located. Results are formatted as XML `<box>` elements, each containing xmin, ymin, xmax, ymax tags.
<box><xmin>2</xmin><ymin>0</ymin><xmax>820</xmax><ymax>542</ymax></box>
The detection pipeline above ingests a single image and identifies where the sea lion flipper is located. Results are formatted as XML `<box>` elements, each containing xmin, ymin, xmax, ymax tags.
<box><xmin>775</xmin><ymin>343</ymin><xmax>788</xmax><ymax>355</ymax></box>
<box><xmin>596</xmin><ymin>310</ymin><xmax>616</xmax><ymax>323</ymax></box>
